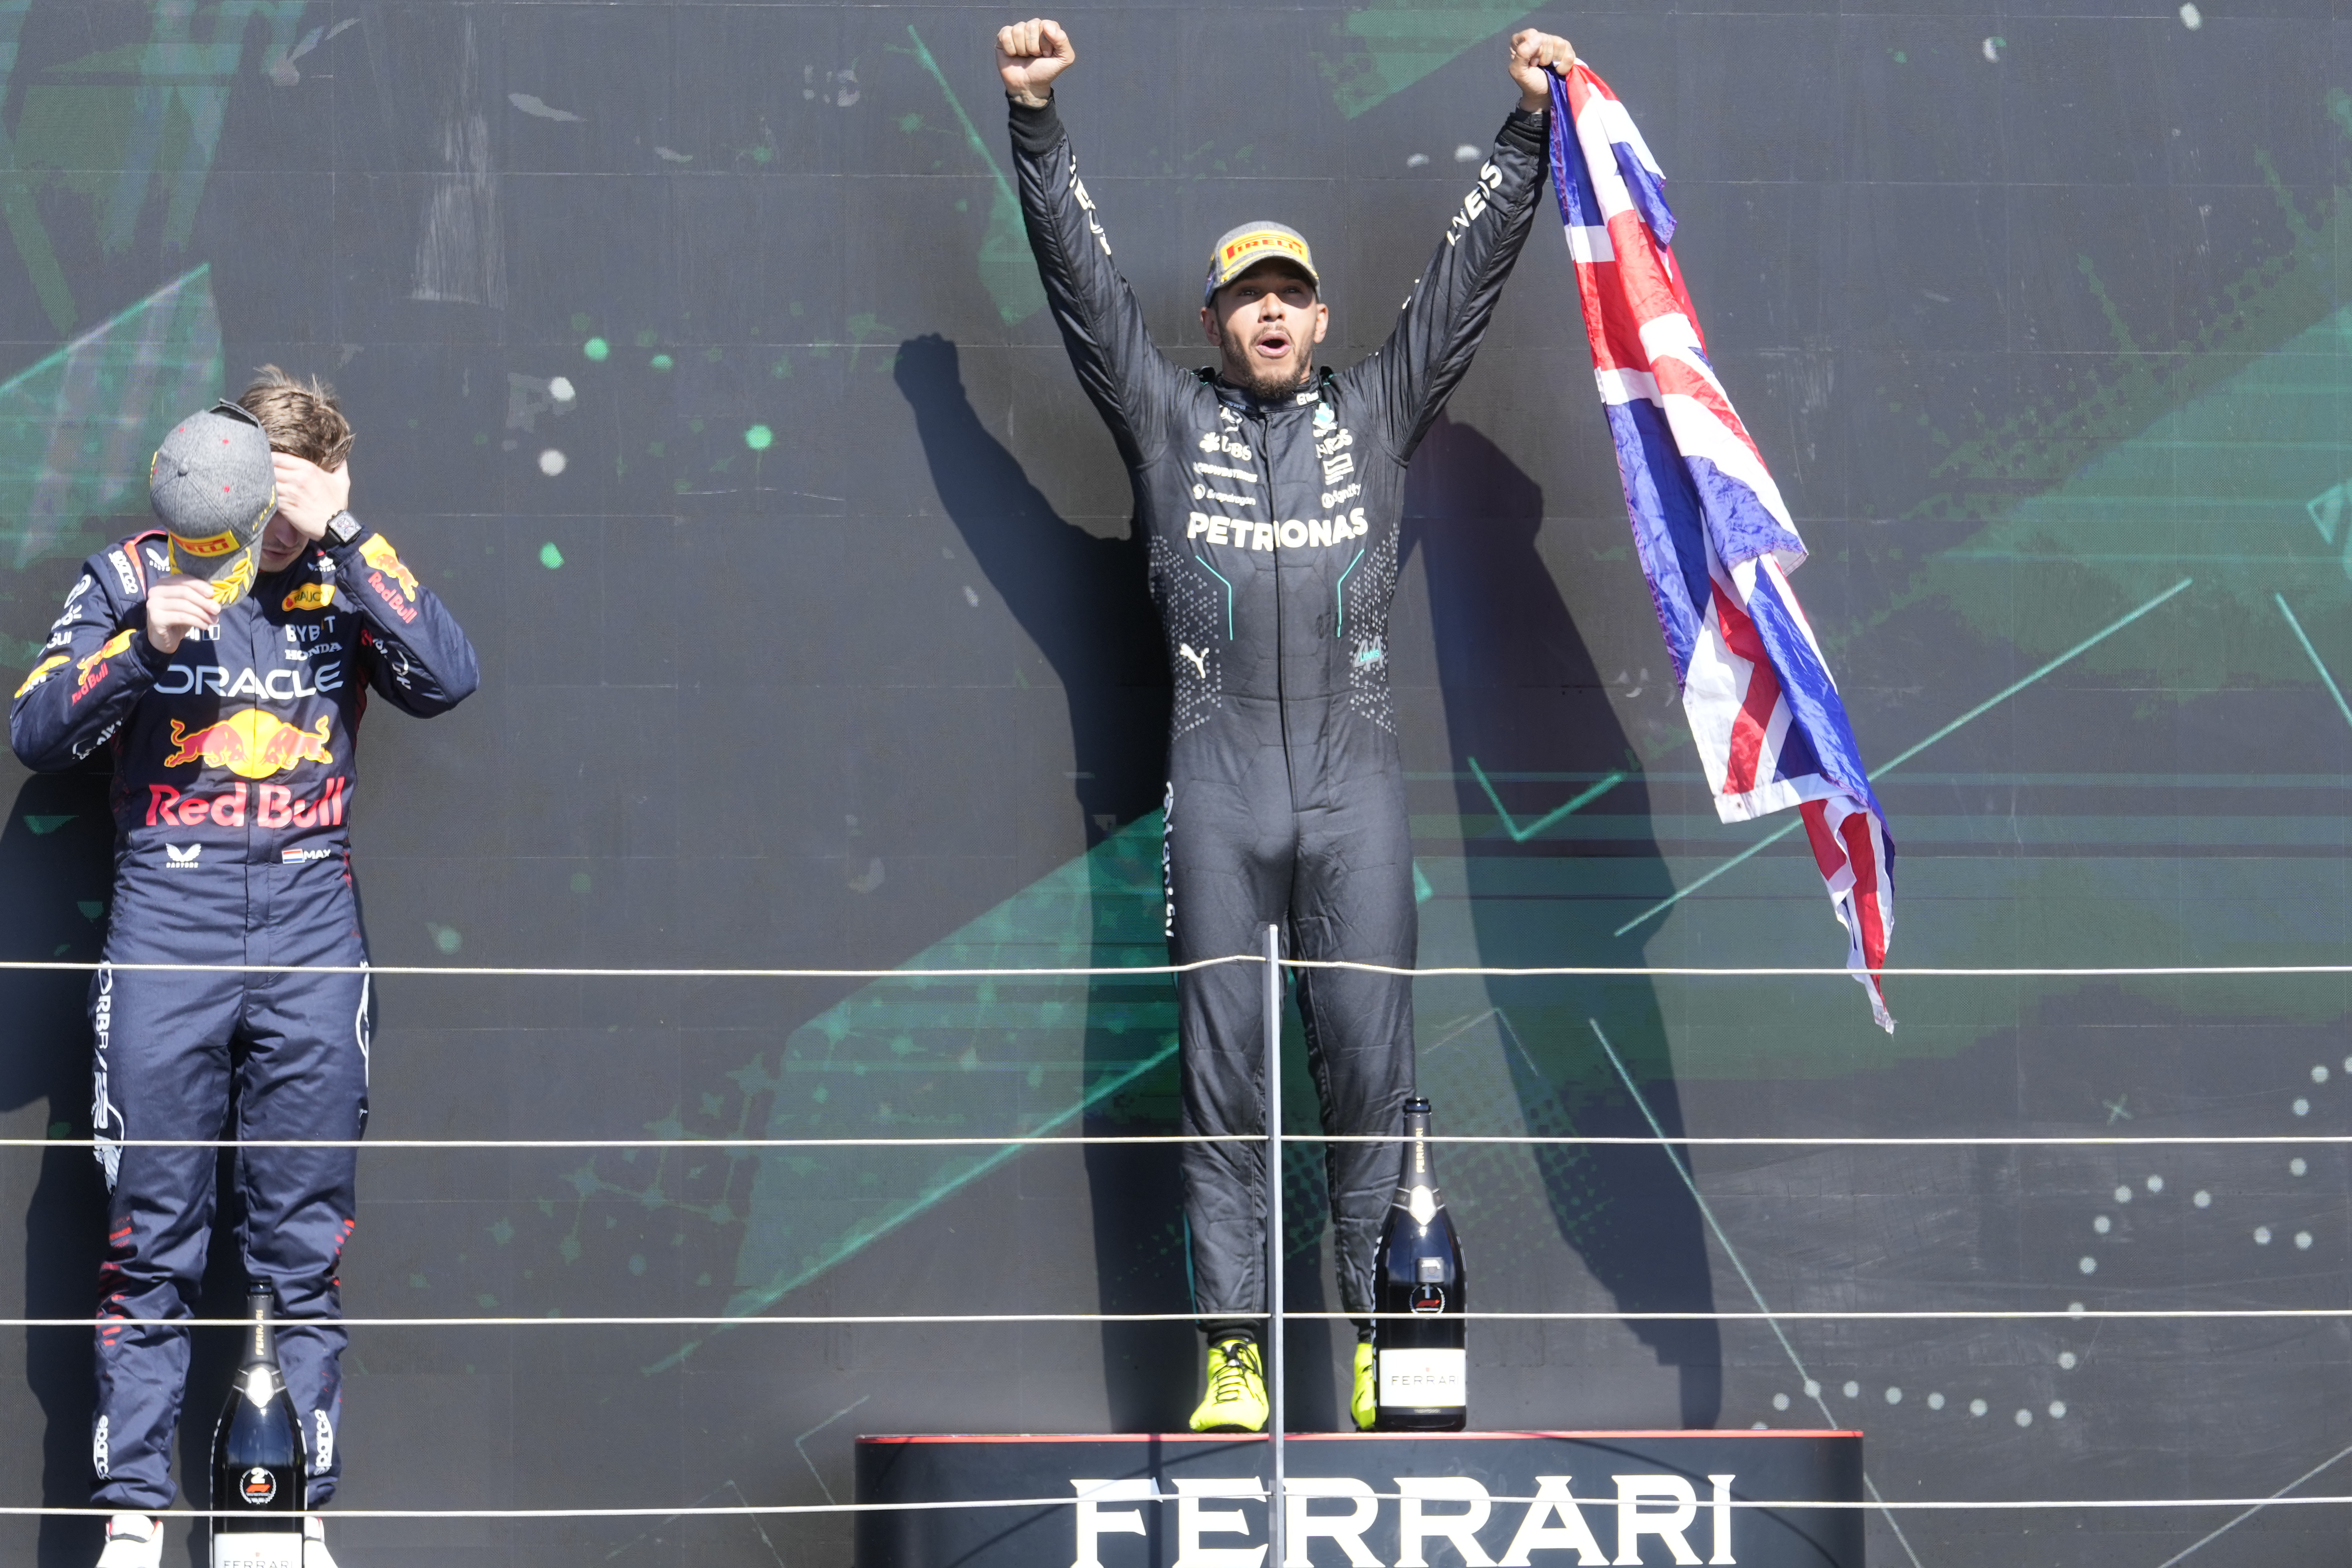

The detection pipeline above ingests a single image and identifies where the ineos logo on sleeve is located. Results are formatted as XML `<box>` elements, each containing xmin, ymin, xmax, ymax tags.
<box><xmin>1443</xmin><ymin>160</ymin><xmax>1507</xmax><ymax>246</ymax></box>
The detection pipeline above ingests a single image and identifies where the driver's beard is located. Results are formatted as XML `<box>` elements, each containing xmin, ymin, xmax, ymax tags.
<box><xmin>1223</xmin><ymin>344</ymin><xmax>1313</xmax><ymax>401</ymax></box>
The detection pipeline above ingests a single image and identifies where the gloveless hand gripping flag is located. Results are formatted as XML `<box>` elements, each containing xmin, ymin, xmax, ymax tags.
<box><xmin>1547</xmin><ymin>64</ymin><xmax>1896</xmax><ymax>1031</ymax></box>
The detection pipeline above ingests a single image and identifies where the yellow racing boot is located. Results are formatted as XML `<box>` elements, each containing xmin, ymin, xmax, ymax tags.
<box><xmin>1189</xmin><ymin>1336</ymin><xmax>1269</xmax><ymax>1432</ymax></box>
<box><xmin>1351</xmin><ymin>1340</ymin><xmax>1377</xmax><ymax>1430</ymax></box>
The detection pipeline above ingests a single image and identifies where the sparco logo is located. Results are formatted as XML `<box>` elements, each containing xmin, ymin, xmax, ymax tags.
<box><xmin>1067</xmin><ymin>1472</ymin><xmax>1741</xmax><ymax>1568</ymax></box>
<box><xmin>91</xmin><ymin>1415</ymin><xmax>109</xmax><ymax>1479</ymax></box>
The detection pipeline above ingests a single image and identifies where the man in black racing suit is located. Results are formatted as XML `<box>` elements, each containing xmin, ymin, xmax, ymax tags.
<box><xmin>997</xmin><ymin>16</ymin><xmax>1575</xmax><ymax>1431</ymax></box>
<box><xmin>10</xmin><ymin>378</ymin><xmax>477</xmax><ymax>1568</ymax></box>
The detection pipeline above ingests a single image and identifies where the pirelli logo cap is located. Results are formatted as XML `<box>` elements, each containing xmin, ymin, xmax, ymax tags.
<box><xmin>150</xmin><ymin>401</ymin><xmax>276</xmax><ymax>606</ymax></box>
<box><xmin>1204</xmin><ymin>222</ymin><xmax>1319</xmax><ymax>304</ymax></box>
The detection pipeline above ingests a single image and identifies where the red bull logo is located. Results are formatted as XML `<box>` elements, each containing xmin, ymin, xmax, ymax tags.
<box><xmin>13</xmin><ymin>653</ymin><xmax>66</xmax><ymax>700</ymax></box>
<box><xmin>359</xmin><ymin>535</ymin><xmax>418</xmax><ymax>601</ymax></box>
<box><xmin>71</xmin><ymin>630</ymin><xmax>135</xmax><ymax>705</ymax></box>
<box><xmin>161</xmin><ymin>711</ymin><xmax>333</xmax><ymax>780</ymax></box>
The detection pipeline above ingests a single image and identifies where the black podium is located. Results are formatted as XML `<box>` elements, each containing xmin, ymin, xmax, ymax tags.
<box><xmin>856</xmin><ymin>1429</ymin><xmax>1864</xmax><ymax>1567</ymax></box>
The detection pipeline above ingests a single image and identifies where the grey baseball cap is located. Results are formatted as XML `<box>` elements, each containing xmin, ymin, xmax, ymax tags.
<box><xmin>149</xmin><ymin>400</ymin><xmax>277</xmax><ymax>606</ymax></box>
<box><xmin>1204</xmin><ymin>221</ymin><xmax>1319</xmax><ymax>304</ymax></box>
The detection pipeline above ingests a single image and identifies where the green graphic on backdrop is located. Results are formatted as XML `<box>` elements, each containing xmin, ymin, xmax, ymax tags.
<box><xmin>674</xmin><ymin>815</ymin><xmax>1177</xmax><ymax>1365</ymax></box>
<box><xmin>1317</xmin><ymin>0</ymin><xmax>1530</xmax><ymax>120</ymax></box>
<box><xmin>0</xmin><ymin>263</ymin><xmax>221</xmax><ymax>627</ymax></box>
<box><xmin>899</xmin><ymin>25</ymin><xmax>1048</xmax><ymax>328</ymax></box>
<box><xmin>508</xmin><ymin>815</ymin><xmax>1658</xmax><ymax>1372</ymax></box>
<box><xmin>1</xmin><ymin>0</ymin><xmax>308</xmax><ymax>329</ymax></box>
<box><xmin>0</xmin><ymin>0</ymin><xmax>69</xmax><ymax>334</ymax></box>
<box><xmin>1878</xmin><ymin>106</ymin><xmax>2352</xmax><ymax>689</ymax></box>
<box><xmin>1918</xmin><ymin>303</ymin><xmax>2352</xmax><ymax>693</ymax></box>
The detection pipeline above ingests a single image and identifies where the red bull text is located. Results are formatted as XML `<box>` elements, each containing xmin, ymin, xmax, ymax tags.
<box><xmin>71</xmin><ymin>630</ymin><xmax>136</xmax><ymax>705</ymax></box>
<box><xmin>145</xmin><ymin>778</ymin><xmax>349</xmax><ymax>829</ymax></box>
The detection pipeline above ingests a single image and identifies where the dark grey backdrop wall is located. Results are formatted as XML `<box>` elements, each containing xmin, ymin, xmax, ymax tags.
<box><xmin>0</xmin><ymin>2</ymin><xmax>2348</xmax><ymax>1565</ymax></box>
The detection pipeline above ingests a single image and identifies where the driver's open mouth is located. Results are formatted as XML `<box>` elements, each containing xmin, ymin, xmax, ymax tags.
<box><xmin>1253</xmin><ymin>333</ymin><xmax>1290</xmax><ymax>357</ymax></box>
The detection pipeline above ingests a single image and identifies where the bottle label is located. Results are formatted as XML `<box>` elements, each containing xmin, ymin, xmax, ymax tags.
<box><xmin>1378</xmin><ymin>1347</ymin><xmax>1466</xmax><ymax>1407</ymax></box>
<box><xmin>213</xmin><ymin>1537</ymin><xmax>302</xmax><ymax>1568</ymax></box>
<box><xmin>238</xmin><ymin>1466</ymin><xmax>277</xmax><ymax>1506</ymax></box>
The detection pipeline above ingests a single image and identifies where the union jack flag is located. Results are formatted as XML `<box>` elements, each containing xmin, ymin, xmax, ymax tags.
<box><xmin>1548</xmin><ymin>64</ymin><xmax>1896</xmax><ymax>1031</ymax></box>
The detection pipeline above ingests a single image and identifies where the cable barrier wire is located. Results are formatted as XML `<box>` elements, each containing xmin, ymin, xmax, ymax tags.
<box><xmin>8</xmin><ymin>945</ymin><xmax>2346</xmax><ymax>1534</ymax></box>
<box><xmin>13</xmin><ymin>1490</ymin><xmax>2352</xmax><ymax>1519</ymax></box>
<box><xmin>1</xmin><ymin>1132</ymin><xmax>2346</xmax><ymax>1149</ymax></box>
<box><xmin>1</xmin><ymin>956</ymin><xmax>2351</xmax><ymax>978</ymax></box>
<box><xmin>22</xmin><ymin>1305</ymin><xmax>2352</xmax><ymax>1329</ymax></box>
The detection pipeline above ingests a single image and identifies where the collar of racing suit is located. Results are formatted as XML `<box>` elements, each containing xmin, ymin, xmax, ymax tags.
<box><xmin>1196</xmin><ymin>362</ymin><xmax>1335</xmax><ymax>415</ymax></box>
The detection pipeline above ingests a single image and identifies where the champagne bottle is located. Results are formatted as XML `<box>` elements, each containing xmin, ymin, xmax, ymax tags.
<box><xmin>1372</xmin><ymin>1097</ymin><xmax>1467</xmax><ymax>1431</ymax></box>
<box><xmin>210</xmin><ymin>1283</ymin><xmax>306</xmax><ymax>1568</ymax></box>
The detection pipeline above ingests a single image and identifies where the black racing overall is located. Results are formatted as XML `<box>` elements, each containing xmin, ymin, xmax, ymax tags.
<box><xmin>1013</xmin><ymin>94</ymin><xmax>1547</xmax><ymax>1334</ymax></box>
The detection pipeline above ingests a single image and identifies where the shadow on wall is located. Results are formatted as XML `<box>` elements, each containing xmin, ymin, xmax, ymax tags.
<box><xmin>1404</xmin><ymin>412</ymin><xmax>1723</xmax><ymax>1428</ymax></box>
<box><xmin>892</xmin><ymin>335</ymin><xmax>1194</xmax><ymax>1427</ymax></box>
<box><xmin>891</xmin><ymin>334</ymin><xmax>1168</xmax><ymax>842</ymax></box>
<box><xmin>1</xmin><ymin>770</ymin><xmax>112</xmax><ymax>1564</ymax></box>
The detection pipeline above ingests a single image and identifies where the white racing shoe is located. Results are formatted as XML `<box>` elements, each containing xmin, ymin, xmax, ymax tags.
<box><xmin>304</xmin><ymin>1515</ymin><xmax>340</xmax><ymax>1568</ymax></box>
<box><xmin>94</xmin><ymin>1514</ymin><xmax>163</xmax><ymax>1568</ymax></box>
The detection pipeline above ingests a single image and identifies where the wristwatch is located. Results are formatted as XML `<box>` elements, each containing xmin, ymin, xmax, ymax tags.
<box><xmin>323</xmin><ymin>510</ymin><xmax>362</xmax><ymax>547</ymax></box>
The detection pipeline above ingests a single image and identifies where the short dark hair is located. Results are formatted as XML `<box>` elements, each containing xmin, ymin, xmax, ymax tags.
<box><xmin>237</xmin><ymin>365</ymin><xmax>354</xmax><ymax>470</ymax></box>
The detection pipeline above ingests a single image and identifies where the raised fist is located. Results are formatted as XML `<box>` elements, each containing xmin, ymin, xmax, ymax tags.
<box><xmin>1508</xmin><ymin>29</ymin><xmax>1577</xmax><ymax>111</ymax></box>
<box><xmin>996</xmin><ymin>18</ymin><xmax>1075</xmax><ymax>106</ymax></box>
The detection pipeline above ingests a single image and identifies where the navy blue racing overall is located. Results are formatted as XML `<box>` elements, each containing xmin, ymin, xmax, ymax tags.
<box><xmin>9</xmin><ymin>523</ymin><xmax>477</xmax><ymax>1508</ymax></box>
<box><xmin>1011</xmin><ymin>95</ymin><xmax>1547</xmax><ymax>1333</ymax></box>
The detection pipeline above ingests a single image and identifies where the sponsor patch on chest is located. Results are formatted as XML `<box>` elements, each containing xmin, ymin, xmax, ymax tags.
<box><xmin>1187</xmin><ymin>509</ymin><xmax>1368</xmax><ymax>552</ymax></box>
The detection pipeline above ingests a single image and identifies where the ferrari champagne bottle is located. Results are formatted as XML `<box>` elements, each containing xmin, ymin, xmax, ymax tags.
<box><xmin>210</xmin><ymin>1283</ymin><xmax>305</xmax><ymax>1568</ymax></box>
<box><xmin>1373</xmin><ymin>1097</ymin><xmax>1467</xmax><ymax>1430</ymax></box>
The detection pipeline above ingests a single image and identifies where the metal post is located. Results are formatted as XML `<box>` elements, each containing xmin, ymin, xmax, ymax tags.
<box><xmin>1262</xmin><ymin>921</ymin><xmax>1286</xmax><ymax>1568</ymax></box>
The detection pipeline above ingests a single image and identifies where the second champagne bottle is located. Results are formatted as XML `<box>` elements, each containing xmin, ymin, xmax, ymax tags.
<box><xmin>209</xmin><ymin>1281</ymin><xmax>306</xmax><ymax>1568</ymax></box>
<box><xmin>1371</xmin><ymin>1096</ymin><xmax>1467</xmax><ymax>1430</ymax></box>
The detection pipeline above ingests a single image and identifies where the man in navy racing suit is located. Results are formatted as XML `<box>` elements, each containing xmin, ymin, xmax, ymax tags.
<box><xmin>997</xmin><ymin>17</ymin><xmax>1574</xmax><ymax>1431</ymax></box>
<box><xmin>10</xmin><ymin>374</ymin><xmax>478</xmax><ymax>1568</ymax></box>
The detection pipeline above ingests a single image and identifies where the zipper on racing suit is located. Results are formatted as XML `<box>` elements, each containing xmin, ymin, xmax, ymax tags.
<box><xmin>1255</xmin><ymin>399</ymin><xmax>1300</xmax><ymax>828</ymax></box>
